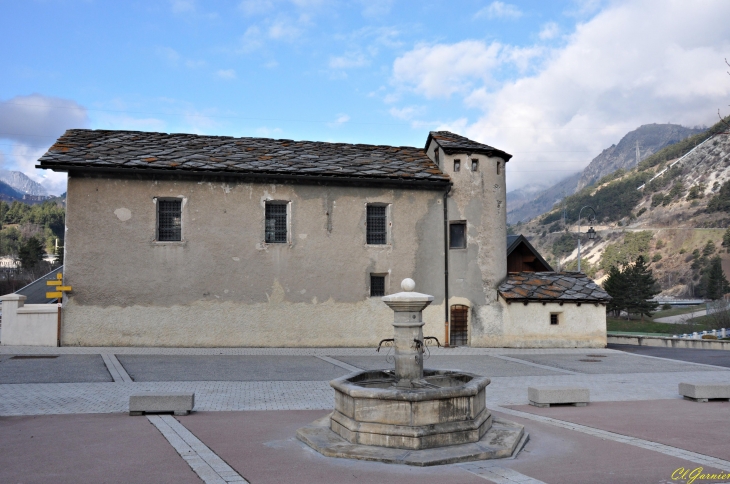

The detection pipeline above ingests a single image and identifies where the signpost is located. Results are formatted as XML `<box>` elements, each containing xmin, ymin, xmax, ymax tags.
<box><xmin>47</xmin><ymin>273</ymin><xmax>71</xmax><ymax>347</ymax></box>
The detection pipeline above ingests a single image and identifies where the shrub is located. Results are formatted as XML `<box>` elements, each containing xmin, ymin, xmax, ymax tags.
<box><xmin>652</xmin><ymin>253</ymin><xmax>662</xmax><ymax>262</ymax></box>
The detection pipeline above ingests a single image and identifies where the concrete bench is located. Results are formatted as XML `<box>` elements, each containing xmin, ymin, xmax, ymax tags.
<box><xmin>528</xmin><ymin>386</ymin><xmax>589</xmax><ymax>408</ymax></box>
<box><xmin>679</xmin><ymin>383</ymin><xmax>730</xmax><ymax>402</ymax></box>
<box><xmin>129</xmin><ymin>392</ymin><xmax>195</xmax><ymax>416</ymax></box>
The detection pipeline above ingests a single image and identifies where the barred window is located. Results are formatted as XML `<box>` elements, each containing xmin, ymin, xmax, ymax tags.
<box><xmin>265</xmin><ymin>202</ymin><xmax>288</xmax><ymax>243</ymax></box>
<box><xmin>366</xmin><ymin>205</ymin><xmax>387</xmax><ymax>245</ymax></box>
<box><xmin>370</xmin><ymin>274</ymin><xmax>385</xmax><ymax>297</ymax></box>
<box><xmin>550</xmin><ymin>314</ymin><xmax>559</xmax><ymax>325</ymax></box>
<box><xmin>157</xmin><ymin>200</ymin><xmax>182</xmax><ymax>241</ymax></box>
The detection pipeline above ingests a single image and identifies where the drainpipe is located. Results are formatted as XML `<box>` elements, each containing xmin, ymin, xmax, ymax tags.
<box><xmin>443</xmin><ymin>185</ymin><xmax>451</xmax><ymax>347</ymax></box>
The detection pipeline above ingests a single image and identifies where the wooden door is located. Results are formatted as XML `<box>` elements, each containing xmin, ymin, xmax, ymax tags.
<box><xmin>450</xmin><ymin>305</ymin><xmax>469</xmax><ymax>346</ymax></box>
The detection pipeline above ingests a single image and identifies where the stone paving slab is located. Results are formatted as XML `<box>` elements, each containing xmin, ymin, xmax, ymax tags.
<box><xmin>509</xmin><ymin>352</ymin><xmax>723</xmax><ymax>374</ymax></box>
<box><xmin>2</xmin><ymin>369</ymin><xmax>730</xmax><ymax>416</ymax></box>
<box><xmin>0</xmin><ymin>413</ymin><xmax>201</xmax><ymax>484</ymax></box>
<box><xmin>116</xmin><ymin>355</ymin><xmax>350</xmax><ymax>382</ymax></box>
<box><xmin>0</xmin><ymin>354</ymin><xmax>112</xmax><ymax>384</ymax></box>
<box><xmin>333</xmin><ymin>355</ymin><xmax>565</xmax><ymax>377</ymax></box>
<box><xmin>507</xmin><ymin>399</ymin><xmax>730</xmax><ymax>461</ymax></box>
<box><xmin>0</xmin><ymin>346</ymin><xmax>620</xmax><ymax>356</ymax></box>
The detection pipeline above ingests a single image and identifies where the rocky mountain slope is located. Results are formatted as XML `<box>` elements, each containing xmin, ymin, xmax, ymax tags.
<box><xmin>506</xmin><ymin>123</ymin><xmax>703</xmax><ymax>225</ymax></box>
<box><xmin>0</xmin><ymin>170</ymin><xmax>48</xmax><ymax>196</ymax></box>
<box><xmin>517</xmin><ymin>118</ymin><xmax>730</xmax><ymax>298</ymax></box>
<box><xmin>576</xmin><ymin>124</ymin><xmax>703</xmax><ymax>191</ymax></box>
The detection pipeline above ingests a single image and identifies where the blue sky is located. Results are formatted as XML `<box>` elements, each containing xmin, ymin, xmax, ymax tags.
<box><xmin>1</xmin><ymin>0</ymin><xmax>729</xmax><ymax>194</ymax></box>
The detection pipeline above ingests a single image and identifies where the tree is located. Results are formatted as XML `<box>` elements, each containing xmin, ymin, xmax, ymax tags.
<box><xmin>624</xmin><ymin>256</ymin><xmax>660</xmax><ymax>320</ymax></box>
<box><xmin>603</xmin><ymin>256</ymin><xmax>659</xmax><ymax>320</ymax></box>
<box><xmin>722</xmin><ymin>228</ymin><xmax>730</xmax><ymax>250</ymax></box>
<box><xmin>603</xmin><ymin>265</ymin><xmax>628</xmax><ymax>317</ymax></box>
<box><xmin>17</xmin><ymin>236</ymin><xmax>45</xmax><ymax>270</ymax></box>
<box><xmin>704</xmin><ymin>256</ymin><xmax>730</xmax><ymax>300</ymax></box>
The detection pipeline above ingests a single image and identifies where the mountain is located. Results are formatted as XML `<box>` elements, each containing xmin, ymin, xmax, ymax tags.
<box><xmin>507</xmin><ymin>173</ymin><xmax>581</xmax><ymax>224</ymax></box>
<box><xmin>0</xmin><ymin>170</ymin><xmax>48</xmax><ymax>196</ymax></box>
<box><xmin>576</xmin><ymin>124</ymin><xmax>704</xmax><ymax>192</ymax></box>
<box><xmin>518</xmin><ymin>116</ymin><xmax>730</xmax><ymax>298</ymax></box>
<box><xmin>506</xmin><ymin>123</ymin><xmax>704</xmax><ymax>225</ymax></box>
<box><xmin>0</xmin><ymin>180</ymin><xmax>26</xmax><ymax>201</ymax></box>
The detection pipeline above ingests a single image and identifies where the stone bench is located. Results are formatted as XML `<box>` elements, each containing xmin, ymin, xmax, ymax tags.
<box><xmin>528</xmin><ymin>386</ymin><xmax>590</xmax><ymax>408</ymax></box>
<box><xmin>129</xmin><ymin>392</ymin><xmax>195</xmax><ymax>416</ymax></box>
<box><xmin>679</xmin><ymin>383</ymin><xmax>730</xmax><ymax>402</ymax></box>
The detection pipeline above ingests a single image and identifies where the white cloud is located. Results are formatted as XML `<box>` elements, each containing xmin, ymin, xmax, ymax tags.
<box><xmin>360</xmin><ymin>0</ymin><xmax>393</xmax><ymax>18</ymax></box>
<box><xmin>539</xmin><ymin>22</ymin><xmax>560</xmax><ymax>40</ymax></box>
<box><xmin>475</xmin><ymin>2</ymin><xmax>522</xmax><ymax>19</ymax></box>
<box><xmin>329</xmin><ymin>52</ymin><xmax>369</xmax><ymax>69</ymax></box>
<box><xmin>388</xmin><ymin>106</ymin><xmax>424</xmax><ymax>120</ymax></box>
<box><xmin>255</xmin><ymin>126</ymin><xmax>283</xmax><ymax>137</ymax></box>
<box><xmin>0</xmin><ymin>94</ymin><xmax>89</xmax><ymax>147</ymax></box>
<box><xmin>239</xmin><ymin>26</ymin><xmax>264</xmax><ymax>52</ymax></box>
<box><xmin>238</xmin><ymin>0</ymin><xmax>274</xmax><ymax>16</ymax></box>
<box><xmin>328</xmin><ymin>114</ymin><xmax>350</xmax><ymax>127</ymax></box>
<box><xmin>156</xmin><ymin>47</ymin><xmax>205</xmax><ymax>68</ymax></box>
<box><xmin>268</xmin><ymin>17</ymin><xmax>305</xmax><ymax>41</ymax></box>
<box><xmin>392</xmin><ymin>41</ymin><xmax>502</xmax><ymax>98</ymax></box>
<box><xmin>392</xmin><ymin>0</ymin><xmax>730</xmax><ymax>191</ymax></box>
<box><xmin>170</xmin><ymin>0</ymin><xmax>196</xmax><ymax>13</ymax></box>
<box><xmin>216</xmin><ymin>69</ymin><xmax>237</xmax><ymax>79</ymax></box>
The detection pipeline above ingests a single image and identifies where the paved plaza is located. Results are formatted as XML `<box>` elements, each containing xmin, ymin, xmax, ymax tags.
<box><xmin>1</xmin><ymin>344</ymin><xmax>729</xmax><ymax>483</ymax></box>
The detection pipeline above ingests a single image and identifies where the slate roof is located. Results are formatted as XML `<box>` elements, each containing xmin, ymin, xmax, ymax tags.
<box><xmin>37</xmin><ymin>129</ymin><xmax>452</xmax><ymax>188</ymax></box>
<box><xmin>499</xmin><ymin>272</ymin><xmax>611</xmax><ymax>303</ymax></box>
<box><xmin>426</xmin><ymin>131</ymin><xmax>512</xmax><ymax>161</ymax></box>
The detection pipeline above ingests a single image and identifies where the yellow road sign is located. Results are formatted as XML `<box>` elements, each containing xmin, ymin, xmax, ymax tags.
<box><xmin>47</xmin><ymin>281</ymin><xmax>61</xmax><ymax>286</ymax></box>
<box><xmin>46</xmin><ymin>292</ymin><xmax>63</xmax><ymax>298</ymax></box>
<box><xmin>57</xmin><ymin>273</ymin><xmax>63</xmax><ymax>280</ymax></box>
<box><xmin>56</xmin><ymin>286</ymin><xmax>72</xmax><ymax>292</ymax></box>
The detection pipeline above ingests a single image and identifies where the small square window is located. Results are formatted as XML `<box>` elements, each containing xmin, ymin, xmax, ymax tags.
<box><xmin>367</xmin><ymin>204</ymin><xmax>387</xmax><ymax>245</ymax></box>
<box><xmin>449</xmin><ymin>222</ymin><xmax>466</xmax><ymax>249</ymax></box>
<box><xmin>550</xmin><ymin>313</ymin><xmax>559</xmax><ymax>325</ymax></box>
<box><xmin>158</xmin><ymin>199</ymin><xmax>182</xmax><ymax>241</ymax></box>
<box><xmin>454</xmin><ymin>159</ymin><xmax>461</xmax><ymax>172</ymax></box>
<box><xmin>471</xmin><ymin>159</ymin><xmax>479</xmax><ymax>172</ymax></box>
<box><xmin>265</xmin><ymin>202</ymin><xmax>288</xmax><ymax>243</ymax></box>
<box><xmin>370</xmin><ymin>274</ymin><xmax>385</xmax><ymax>297</ymax></box>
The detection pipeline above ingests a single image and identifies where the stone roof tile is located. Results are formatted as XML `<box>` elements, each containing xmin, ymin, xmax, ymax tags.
<box><xmin>38</xmin><ymin>129</ymin><xmax>452</xmax><ymax>187</ymax></box>
<box><xmin>498</xmin><ymin>271</ymin><xmax>611</xmax><ymax>303</ymax></box>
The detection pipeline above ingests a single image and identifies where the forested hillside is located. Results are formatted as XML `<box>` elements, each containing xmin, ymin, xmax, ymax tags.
<box><xmin>514</xmin><ymin>116</ymin><xmax>730</xmax><ymax>299</ymax></box>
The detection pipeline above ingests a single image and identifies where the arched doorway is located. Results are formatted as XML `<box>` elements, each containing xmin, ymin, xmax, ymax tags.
<box><xmin>450</xmin><ymin>305</ymin><xmax>469</xmax><ymax>346</ymax></box>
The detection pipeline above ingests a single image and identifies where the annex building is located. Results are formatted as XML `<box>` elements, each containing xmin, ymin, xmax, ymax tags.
<box><xmin>37</xmin><ymin>129</ymin><xmax>609</xmax><ymax>348</ymax></box>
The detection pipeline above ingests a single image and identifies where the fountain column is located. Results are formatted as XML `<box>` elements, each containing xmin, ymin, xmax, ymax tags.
<box><xmin>381</xmin><ymin>278</ymin><xmax>433</xmax><ymax>386</ymax></box>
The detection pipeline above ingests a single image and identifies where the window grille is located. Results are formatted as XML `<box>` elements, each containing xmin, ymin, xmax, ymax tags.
<box><xmin>370</xmin><ymin>275</ymin><xmax>385</xmax><ymax>297</ymax></box>
<box><xmin>449</xmin><ymin>222</ymin><xmax>466</xmax><ymax>249</ymax></box>
<box><xmin>265</xmin><ymin>202</ymin><xmax>288</xmax><ymax>243</ymax></box>
<box><xmin>367</xmin><ymin>205</ymin><xmax>387</xmax><ymax>245</ymax></box>
<box><xmin>454</xmin><ymin>160</ymin><xmax>461</xmax><ymax>172</ymax></box>
<box><xmin>550</xmin><ymin>314</ymin><xmax>559</xmax><ymax>325</ymax></box>
<box><xmin>471</xmin><ymin>159</ymin><xmax>479</xmax><ymax>172</ymax></box>
<box><xmin>158</xmin><ymin>199</ymin><xmax>182</xmax><ymax>241</ymax></box>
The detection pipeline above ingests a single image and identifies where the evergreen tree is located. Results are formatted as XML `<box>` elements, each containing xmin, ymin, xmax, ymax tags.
<box><xmin>704</xmin><ymin>256</ymin><xmax>730</xmax><ymax>300</ymax></box>
<box><xmin>17</xmin><ymin>236</ymin><xmax>45</xmax><ymax>270</ymax></box>
<box><xmin>723</xmin><ymin>228</ymin><xmax>730</xmax><ymax>251</ymax></box>
<box><xmin>603</xmin><ymin>265</ymin><xmax>628</xmax><ymax>317</ymax></box>
<box><xmin>625</xmin><ymin>256</ymin><xmax>660</xmax><ymax>319</ymax></box>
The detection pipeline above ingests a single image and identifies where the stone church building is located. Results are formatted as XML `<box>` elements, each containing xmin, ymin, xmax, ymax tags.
<box><xmin>37</xmin><ymin>129</ymin><xmax>608</xmax><ymax>348</ymax></box>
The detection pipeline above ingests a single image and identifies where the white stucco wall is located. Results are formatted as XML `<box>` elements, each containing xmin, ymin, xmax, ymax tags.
<box><xmin>491</xmin><ymin>299</ymin><xmax>607</xmax><ymax>348</ymax></box>
<box><xmin>1</xmin><ymin>295</ymin><xmax>58</xmax><ymax>346</ymax></box>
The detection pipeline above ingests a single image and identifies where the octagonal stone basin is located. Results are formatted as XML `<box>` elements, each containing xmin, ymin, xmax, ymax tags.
<box><xmin>330</xmin><ymin>369</ymin><xmax>492</xmax><ymax>450</ymax></box>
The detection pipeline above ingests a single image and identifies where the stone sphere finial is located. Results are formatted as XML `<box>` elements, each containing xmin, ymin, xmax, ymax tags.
<box><xmin>401</xmin><ymin>278</ymin><xmax>416</xmax><ymax>292</ymax></box>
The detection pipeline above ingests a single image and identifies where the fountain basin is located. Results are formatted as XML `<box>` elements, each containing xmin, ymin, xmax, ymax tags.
<box><xmin>331</xmin><ymin>369</ymin><xmax>491</xmax><ymax>450</ymax></box>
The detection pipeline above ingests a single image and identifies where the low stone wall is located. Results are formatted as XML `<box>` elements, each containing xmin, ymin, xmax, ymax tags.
<box><xmin>608</xmin><ymin>334</ymin><xmax>730</xmax><ymax>351</ymax></box>
<box><xmin>1</xmin><ymin>294</ymin><xmax>58</xmax><ymax>346</ymax></box>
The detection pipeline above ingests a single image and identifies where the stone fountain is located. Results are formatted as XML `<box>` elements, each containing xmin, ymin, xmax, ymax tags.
<box><xmin>297</xmin><ymin>279</ymin><xmax>527</xmax><ymax>466</ymax></box>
